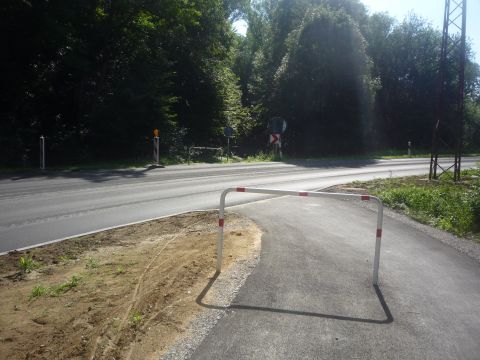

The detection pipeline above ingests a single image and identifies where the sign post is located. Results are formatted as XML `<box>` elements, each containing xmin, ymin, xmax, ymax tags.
<box><xmin>153</xmin><ymin>129</ymin><xmax>160</xmax><ymax>165</ymax></box>
<box><xmin>268</xmin><ymin>117</ymin><xmax>287</xmax><ymax>160</ymax></box>
<box><xmin>224</xmin><ymin>126</ymin><xmax>234</xmax><ymax>162</ymax></box>
<box><xmin>39</xmin><ymin>136</ymin><xmax>46</xmax><ymax>170</ymax></box>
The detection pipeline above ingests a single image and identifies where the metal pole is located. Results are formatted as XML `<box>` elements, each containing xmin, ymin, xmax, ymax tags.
<box><xmin>39</xmin><ymin>136</ymin><xmax>45</xmax><ymax>170</ymax></box>
<box><xmin>227</xmin><ymin>137</ymin><xmax>230</xmax><ymax>163</ymax></box>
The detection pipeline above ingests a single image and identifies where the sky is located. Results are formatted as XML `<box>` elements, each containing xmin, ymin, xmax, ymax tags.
<box><xmin>233</xmin><ymin>0</ymin><xmax>480</xmax><ymax>63</ymax></box>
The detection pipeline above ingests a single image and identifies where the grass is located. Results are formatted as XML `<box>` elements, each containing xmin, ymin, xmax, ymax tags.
<box><xmin>29</xmin><ymin>285</ymin><xmax>47</xmax><ymax>299</ymax></box>
<box><xmin>2</xmin><ymin>149</ymin><xmax>478</xmax><ymax>172</ymax></box>
<box><xmin>85</xmin><ymin>257</ymin><xmax>99</xmax><ymax>269</ymax></box>
<box><xmin>352</xmin><ymin>167</ymin><xmax>480</xmax><ymax>241</ymax></box>
<box><xmin>115</xmin><ymin>265</ymin><xmax>126</xmax><ymax>275</ymax></box>
<box><xmin>30</xmin><ymin>275</ymin><xmax>81</xmax><ymax>300</ymax></box>
<box><xmin>244</xmin><ymin>151</ymin><xmax>277</xmax><ymax>162</ymax></box>
<box><xmin>49</xmin><ymin>275</ymin><xmax>80</xmax><ymax>296</ymax></box>
<box><xmin>18</xmin><ymin>256</ymin><xmax>39</xmax><ymax>273</ymax></box>
<box><xmin>131</xmin><ymin>310</ymin><xmax>142</xmax><ymax>328</ymax></box>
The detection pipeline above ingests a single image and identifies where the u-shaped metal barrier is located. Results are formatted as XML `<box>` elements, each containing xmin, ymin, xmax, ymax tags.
<box><xmin>217</xmin><ymin>187</ymin><xmax>384</xmax><ymax>285</ymax></box>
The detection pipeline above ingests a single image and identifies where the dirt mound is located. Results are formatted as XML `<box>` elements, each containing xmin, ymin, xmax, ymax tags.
<box><xmin>0</xmin><ymin>211</ymin><xmax>261</xmax><ymax>360</ymax></box>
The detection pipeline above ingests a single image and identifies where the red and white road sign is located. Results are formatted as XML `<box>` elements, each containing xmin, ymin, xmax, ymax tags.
<box><xmin>270</xmin><ymin>133</ymin><xmax>281</xmax><ymax>145</ymax></box>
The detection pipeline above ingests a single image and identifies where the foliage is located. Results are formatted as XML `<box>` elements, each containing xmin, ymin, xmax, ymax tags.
<box><xmin>1</xmin><ymin>0</ymin><xmax>479</xmax><ymax>166</ymax></box>
<box><xmin>131</xmin><ymin>310</ymin><xmax>142</xmax><ymax>328</ymax></box>
<box><xmin>19</xmin><ymin>256</ymin><xmax>39</xmax><ymax>274</ymax></box>
<box><xmin>1</xmin><ymin>0</ymin><xmax>250</xmax><ymax>167</ymax></box>
<box><xmin>29</xmin><ymin>275</ymin><xmax>81</xmax><ymax>299</ymax></box>
<box><xmin>353</xmin><ymin>169</ymin><xmax>480</xmax><ymax>239</ymax></box>
<box><xmin>244</xmin><ymin>151</ymin><xmax>276</xmax><ymax>162</ymax></box>
<box><xmin>85</xmin><ymin>257</ymin><xmax>99</xmax><ymax>269</ymax></box>
<box><xmin>272</xmin><ymin>5</ymin><xmax>375</xmax><ymax>155</ymax></box>
<box><xmin>49</xmin><ymin>275</ymin><xmax>81</xmax><ymax>296</ymax></box>
<box><xmin>29</xmin><ymin>285</ymin><xmax>47</xmax><ymax>299</ymax></box>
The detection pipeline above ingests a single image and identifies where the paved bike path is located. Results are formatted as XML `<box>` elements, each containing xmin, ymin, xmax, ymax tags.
<box><xmin>191</xmin><ymin>196</ymin><xmax>480</xmax><ymax>359</ymax></box>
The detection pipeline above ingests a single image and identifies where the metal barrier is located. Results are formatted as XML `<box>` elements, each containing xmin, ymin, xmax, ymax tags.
<box><xmin>217</xmin><ymin>187</ymin><xmax>384</xmax><ymax>285</ymax></box>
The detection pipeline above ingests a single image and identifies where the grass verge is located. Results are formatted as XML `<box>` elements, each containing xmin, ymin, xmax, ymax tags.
<box><xmin>350</xmin><ymin>168</ymin><xmax>480</xmax><ymax>242</ymax></box>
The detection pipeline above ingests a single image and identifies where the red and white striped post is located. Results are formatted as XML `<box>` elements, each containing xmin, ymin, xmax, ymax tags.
<box><xmin>217</xmin><ymin>187</ymin><xmax>384</xmax><ymax>285</ymax></box>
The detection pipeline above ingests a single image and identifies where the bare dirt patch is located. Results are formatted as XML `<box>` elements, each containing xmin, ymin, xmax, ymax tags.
<box><xmin>0</xmin><ymin>211</ymin><xmax>261</xmax><ymax>360</ymax></box>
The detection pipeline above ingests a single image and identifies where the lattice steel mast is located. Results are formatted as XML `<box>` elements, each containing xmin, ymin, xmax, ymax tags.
<box><xmin>429</xmin><ymin>0</ymin><xmax>467</xmax><ymax>181</ymax></box>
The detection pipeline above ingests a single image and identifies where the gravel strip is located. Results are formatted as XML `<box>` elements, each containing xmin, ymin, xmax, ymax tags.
<box><xmin>161</xmin><ymin>236</ymin><xmax>261</xmax><ymax>360</ymax></box>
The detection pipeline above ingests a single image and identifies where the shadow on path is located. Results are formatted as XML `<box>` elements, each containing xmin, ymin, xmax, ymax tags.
<box><xmin>196</xmin><ymin>272</ymin><xmax>393</xmax><ymax>325</ymax></box>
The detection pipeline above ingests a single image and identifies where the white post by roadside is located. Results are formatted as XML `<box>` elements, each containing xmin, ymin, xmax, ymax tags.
<box><xmin>39</xmin><ymin>136</ymin><xmax>46</xmax><ymax>170</ymax></box>
<box><xmin>153</xmin><ymin>137</ymin><xmax>160</xmax><ymax>165</ymax></box>
<box><xmin>408</xmin><ymin>141</ymin><xmax>412</xmax><ymax>157</ymax></box>
<box><xmin>153</xmin><ymin>129</ymin><xmax>160</xmax><ymax>165</ymax></box>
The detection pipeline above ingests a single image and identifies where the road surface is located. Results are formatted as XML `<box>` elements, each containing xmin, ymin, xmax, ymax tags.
<box><xmin>0</xmin><ymin>157</ymin><xmax>478</xmax><ymax>253</ymax></box>
<box><xmin>191</xmin><ymin>196</ymin><xmax>480</xmax><ymax>359</ymax></box>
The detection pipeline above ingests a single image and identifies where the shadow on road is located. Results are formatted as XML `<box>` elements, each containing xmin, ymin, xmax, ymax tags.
<box><xmin>196</xmin><ymin>272</ymin><xmax>393</xmax><ymax>325</ymax></box>
<box><xmin>1</xmin><ymin>164</ymin><xmax>165</xmax><ymax>183</ymax></box>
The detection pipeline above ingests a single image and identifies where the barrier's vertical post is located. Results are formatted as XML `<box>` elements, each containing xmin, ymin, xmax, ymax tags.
<box><xmin>373</xmin><ymin>199</ymin><xmax>383</xmax><ymax>285</ymax></box>
<box><xmin>39</xmin><ymin>136</ymin><xmax>45</xmax><ymax>170</ymax></box>
<box><xmin>216</xmin><ymin>189</ymin><xmax>229</xmax><ymax>273</ymax></box>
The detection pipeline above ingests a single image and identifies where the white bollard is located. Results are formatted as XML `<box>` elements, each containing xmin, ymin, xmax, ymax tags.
<box><xmin>39</xmin><ymin>136</ymin><xmax>46</xmax><ymax>170</ymax></box>
<box><xmin>153</xmin><ymin>137</ymin><xmax>160</xmax><ymax>165</ymax></box>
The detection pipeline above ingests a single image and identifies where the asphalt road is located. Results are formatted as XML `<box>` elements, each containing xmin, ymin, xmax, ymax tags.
<box><xmin>0</xmin><ymin>157</ymin><xmax>478</xmax><ymax>253</ymax></box>
<box><xmin>191</xmin><ymin>196</ymin><xmax>480</xmax><ymax>360</ymax></box>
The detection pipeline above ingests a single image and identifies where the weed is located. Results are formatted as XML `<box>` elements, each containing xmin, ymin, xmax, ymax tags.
<box><xmin>59</xmin><ymin>255</ymin><xmax>75</xmax><ymax>264</ymax></box>
<box><xmin>49</xmin><ymin>275</ymin><xmax>80</xmax><ymax>297</ymax></box>
<box><xmin>354</xmin><ymin>171</ymin><xmax>480</xmax><ymax>240</ymax></box>
<box><xmin>18</xmin><ymin>256</ymin><xmax>39</xmax><ymax>273</ymax></box>
<box><xmin>29</xmin><ymin>285</ymin><xmax>47</xmax><ymax>299</ymax></box>
<box><xmin>115</xmin><ymin>265</ymin><xmax>125</xmax><ymax>275</ymax></box>
<box><xmin>85</xmin><ymin>257</ymin><xmax>99</xmax><ymax>269</ymax></box>
<box><xmin>131</xmin><ymin>310</ymin><xmax>142</xmax><ymax>328</ymax></box>
<box><xmin>244</xmin><ymin>151</ymin><xmax>276</xmax><ymax>163</ymax></box>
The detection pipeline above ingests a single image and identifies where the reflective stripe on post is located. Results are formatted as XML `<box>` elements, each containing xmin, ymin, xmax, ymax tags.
<box><xmin>217</xmin><ymin>187</ymin><xmax>384</xmax><ymax>285</ymax></box>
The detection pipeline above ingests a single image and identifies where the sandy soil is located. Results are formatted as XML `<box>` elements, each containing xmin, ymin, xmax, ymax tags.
<box><xmin>0</xmin><ymin>211</ymin><xmax>261</xmax><ymax>360</ymax></box>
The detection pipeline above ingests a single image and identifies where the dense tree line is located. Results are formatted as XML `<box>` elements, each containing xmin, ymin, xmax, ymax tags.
<box><xmin>236</xmin><ymin>0</ymin><xmax>480</xmax><ymax>156</ymax></box>
<box><xmin>1</xmin><ymin>0</ymin><xmax>479</xmax><ymax>166</ymax></box>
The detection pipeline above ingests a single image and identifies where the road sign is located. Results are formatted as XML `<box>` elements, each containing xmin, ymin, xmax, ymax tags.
<box><xmin>269</xmin><ymin>117</ymin><xmax>287</xmax><ymax>134</ymax></box>
<box><xmin>224</xmin><ymin>126</ymin><xmax>234</xmax><ymax>138</ymax></box>
<box><xmin>270</xmin><ymin>133</ymin><xmax>280</xmax><ymax>145</ymax></box>
<box><xmin>153</xmin><ymin>129</ymin><xmax>159</xmax><ymax>137</ymax></box>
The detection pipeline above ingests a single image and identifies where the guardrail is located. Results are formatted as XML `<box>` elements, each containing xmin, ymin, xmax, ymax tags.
<box><xmin>216</xmin><ymin>187</ymin><xmax>384</xmax><ymax>285</ymax></box>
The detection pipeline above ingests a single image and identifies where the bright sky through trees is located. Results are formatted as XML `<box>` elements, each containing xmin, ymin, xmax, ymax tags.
<box><xmin>361</xmin><ymin>0</ymin><xmax>480</xmax><ymax>63</ymax></box>
<box><xmin>233</xmin><ymin>1</ymin><xmax>480</xmax><ymax>63</ymax></box>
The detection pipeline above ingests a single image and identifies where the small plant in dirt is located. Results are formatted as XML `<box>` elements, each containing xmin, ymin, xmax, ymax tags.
<box><xmin>50</xmin><ymin>275</ymin><xmax>80</xmax><ymax>297</ymax></box>
<box><xmin>29</xmin><ymin>285</ymin><xmax>47</xmax><ymax>299</ymax></box>
<box><xmin>86</xmin><ymin>257</ymin><xmax>99</xmax><ymax>269</ymax></box>
<box><xmin>131</xmin><ymin>310</ymin><xmax>142</xmax><ymax>328</ymax></box>
<box><xmin>18</xmin><ymin>256</ymin><xmax>39</xmax><ymax>273</ymax></box>
<box><xmin>115</xmin><ymin>265</ymin><xmax>125</xmax><ymax>275</ymax></box>
<box><xmin>59</xmin><ymin>255</ymin><xmax>75</xmax><ymax>264</ymax></box>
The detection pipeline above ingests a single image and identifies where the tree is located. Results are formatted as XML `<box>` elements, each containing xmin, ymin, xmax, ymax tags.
<box><xmin>272</xmin><ymin>5</ymin><xmax>375</xmax><ymax>155</ymax></box>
